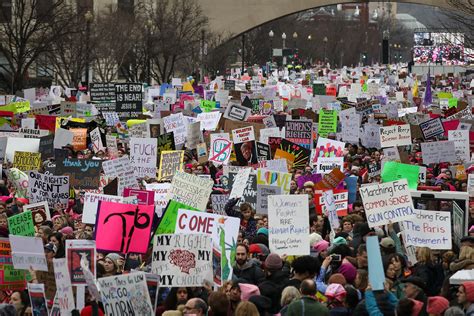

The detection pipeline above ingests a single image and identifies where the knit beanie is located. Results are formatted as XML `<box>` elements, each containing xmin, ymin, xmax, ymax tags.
<box><xmin>327</xmin><ymin>273</ymin><xmax>347</xmax><ymax>286</ymax></box>
<box><xmin>264</xmin><ymin>253</ymin><xmax>283</xmax><ymax>271</ymax></box>
<box><xmin>249</xmin><ymin>243</ymin><xmax>269</xmax><ymax>256</ymax></box>
<box><xmin>257</xmin><ymin>227</ymin><xmax>268</xmax><ymax>236</ymax></box>
<box><xmin>463</xmin><ymin>281</ymin><xmax>474</xmax><ymax>302</ymax></box>
<box><xmin>239</xmin><ymin>283</ymin><xmax>260</xmax><ymax>301</ymax></box>
<box><xmin>309</xmin><ymin>232</ymin><xmax>322</xmax><ymax>245</ymax></box>
<box><xmin>409</xmin><ymin>299</ymin><xmax>424</xmax><ymax>316</ymax></box>
<box><xmin>325</xmin><ymin>283</ymin><xmax>346</xmax><ymax>302</ymax></box>
<box><xmin>427</xmin><ymin>296</ymin><xmax>449</xmax><ymax>314</ymax></box>
<box><xmin>313</xmin><ymin>240</ymin><xmax>329</xmax><ymax>252</ymax></box>
<box><xmin>105</xmin><ymin>253</ymin><xmax>123</xmax><ymax>267</ymax></box>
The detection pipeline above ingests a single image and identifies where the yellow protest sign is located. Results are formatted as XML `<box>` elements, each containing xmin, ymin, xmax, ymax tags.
<box><xmin>13</xmin><ymin>151</ymin><xmax>41</xmax><ymax>171</ymax></box>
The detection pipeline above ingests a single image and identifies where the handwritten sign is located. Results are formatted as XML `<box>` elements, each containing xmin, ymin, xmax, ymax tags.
<box><xmin>256</xmin><ymin>185</ymin><xmax>282</xmax><ymax>214</ymax></box>
<box><xmin>53</xmin><ymin>258</ymin><xmax>75</xmax><ymax>315</ymax></box>
<box><xmin>318</xmin><ymin>109</ymin><xmax>337</xmax><ymax>137</ymax></box>
<box><xmin>102</xmin><ymin>156</ymin><xmax>138</xmax><ymax>195</ymax></box>
<box><xmin>379</xmin><ymin>124</ymin><xmax>412</xmax><ymax>148</ymax></box>
<box><xmin>98</xmin><ymin>272</ymin><xmax>153</xmax><ymax>316</ymax></box>
<box><xmin>130</xmin><ymin>138</ymin><xmax>157</xmax><ymax>178</ymax></box>
<box><xmin>359</xmin><ymin>179</ymin><xmax>415</xmax><ymax>227</ymax></box>
<box><xmin>82</xmin><ymin>193</ymin><xmax>124</xmax><ymax>224</ymax></box>
<box><xmin>211</xmin><ymin>194</ymin><xmax>229</xmax><ymax>215</ymax></box>
<box><xmin>28</xmin><ymin>171</ymin><xmax>69</xmax><ymax>209</ymax></box>
<box><xmin>158</xmin><ymin>150</ymin><xmax>184</xmax><ymax>181</ymax></box>
<box><xmin>268</xmin><ymin>195</ymin><xmax>309</xmax><ymax>256</ymax></box>
<box><xmin>209</xmin><ymin>133</ymin><xmax>232</xmax><ymax>165</ymax></box>
<box><xmin>402</xmin><ymin>209</ymin><xmax>451</xmax><ymax>250</ymax></box>
<box><xmin>152</xmin><ymin>234</ymin><xmax>213</xmax><ymax>287</ymax></box>
<box><xmin>421</xmin><ymin>141</ymin><xmax>457</xmax><ymax>164</ymax></box>
<box><xmin>256</xmin><ymin>169</ymin><xmax>291</xmax><ymax>194</ymax></box>
<box><xmin>55</xmin><ymin>157</ymin><xmax>101</xmax><ymax>189</ymax></box>
<box><xmin>8</xmin><ymin>211</ymin><xmax>35</xmax><ymax>236</ymax></box>
<box><xmin>232</xmin><ymin>126</ymin><xmax>255</xmax><ymax>144</ymax></box>
<box><xmin>229</xmin><ymin>168</ymin><xmax>251</xmax><ymax>199</ymax></box>
<box><xmin>95</xmin><ymin>201</ymin><xmax>154</xmax><ymax>254</ymax></box>
<box><xmin>12</xmin><ymin>151</ymin><xmax>41</xmax><ymax>171</ymax></box>
<box><xmin>123</xmin><ymin>188</ymin><xmax>155</xmax><ymax>205</ymax></box>
<box><xmin>448</xmin><ymin>130</ymin><xmax>470</xmax><ymax>163</ymax></box>
<box><xmin>166</xmin><ymin>171</ymin><xmax>213</xmax><ymax>210</ymax></box>
<box><xmin>163</xmin><ymin>113</ymin><xmax>186</xmax><ymax>146</ymax></box>
<box><xmin>10</xmin><ymin>235</ymin><xmax>47</xmax><ymax>271</ymax></box>
<box><xmin>145</xmin><ymin>183</ymin><xmax>171</xmax><ymax>216</ymax></box>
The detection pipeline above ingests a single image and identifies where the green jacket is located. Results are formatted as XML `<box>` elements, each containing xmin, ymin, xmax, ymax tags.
<box><xmin>287</xmin><ymin>296</ymin><xmax>330</xmax><ymax>316</ymax></box>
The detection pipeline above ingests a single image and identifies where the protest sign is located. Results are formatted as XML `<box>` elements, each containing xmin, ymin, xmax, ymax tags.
<box><xmin>232</xmin><ymin>126</ymin><xmax>255</xmax><ymax>144</ymax></box>
<box><xmin>0</xmin><ymin>239</ymin><xmax>26</xmax><ymax>290</ymax></box>
<box><xmin>211</xmin><ymin>194</ymin><xmax>230</xmax><ymax>215</ymax></box>
<box><xmin>256</xmin><ymin>169</ymin><xmax>291</xmax><ymax>194</ymax></box>
<box><xmin>448</xmin><ymin>130</ymin><xmax>470</xmax><ymax>163</ymax></box>
<box><xmin>175</xmin><ymin>210</ymin><xmax>240</xmax><ymax>285</ymax></box>
<box><xmin>98</xmin><ymin>272</ymin><xmax>153</xmax><ymax>316</ymax></box>
<box><xmin>256</xmin><ymin>185</ymin><xmax>282</xmax><ymax>214</ymax></box>
<box><xmin>151</xmin><ymin>234</ymin><xmax>213</xmax><ymax>287</ymax></box>
<box><xmin>267</xmin><ymin>195</ymin><xmax>309</xmax><ymax>256</ymax></box>
<box><xmin>8</xmin><ymin>168</ymin><xmax>28</xmax><ymax>198</ymax></box>
<box><xmin>158</xmin><ymin>150</ymin><xmax>184</xmax><ymax>181</ymax></box>
<box><xmin>381</xmin><ymin>161</ymin><xmax>420</xmax><ymax>190</ymax></box>
<box><xmin>82</xmin><ymin>193</ymin><xmax>124</xmax><ymax>224</ymax></box>
<box><xmin>197</xmin><ymin>112</ymin><xmax>221</xmax><ymax>131</ymax></box>
<box><xmin>279</xmin><ymin>139</ymin><xmax>311</xmax><ymax>169</ymax></box>
<box><xmin>90</xmin><ymin>82</ymin><xmax>115</xmax><ymax>102</ymax></box>
<box><xmin>256</xmin><ymin>142</ymin><xmax>271</xmax><ymax>161</ymax></box>
<box><xmin>9</xmin><ymin>235</ymin><xmax>47</xmax><ymax>271</ymax></box>
<box><xmin>53</xmin><ymin>258</ymin><xmax>75</xmax><ymax>315</ymax></box>
<box><xmin>166</xmin><ymin>171</ymin><xmax>213</xmax><ymax>210</ymax></box>
<box><xmin>379</xmin><ymin>124</ymin><xmax>412</xmax><ymax>148</ymax></box>
<box><xmin>53</xmin><ymin>128</ymin><xmax>74</xmax><ymax>149</ymax></box>
<box><xmin>323</xmin><ymin>190</ymin><xmax>340</xmax><ymax>229</ymax></box>
<box><xmin>313</xmin><ymin>137</ymin><xmax>345</xmax><ymax>164</ymax></box>
<box><xmin>55</xmin><ymin>157</ymin><xmax>101</xmax><ymax>189</ymax></box>
<box><xmin>24</xmin><ymin>201</ymin><xmax>50</xmax><ymax>226</ymax></box>
<box><xmin>115</xmin><ymin>83</ymin><xmax>142</xmax><ymax>119</ymax></box>
<box><xmin>13</xmin><ymin>151</ymin><xmax>41</xmax><ymax>171</ymax></box>
<box><xmin>402</xmin><ymin>209</ymin><xmax>451</xmax><ymax>250</ymax></box>
<box><xmin>318</xmin><ymin>109</ymin><xmax>337</xmax><ymax>137</ymax></box>
<box><xmin>65</xmin><ymin>239</ymin><xmax>96</xmax><ymax>285</ymax></box>
<box><xmin>70</xmin><ymin>128</ymin><xmax>87</xmax><ymax>151</ymax></box>
<box><xmin>163</xmin><ymin>113</ymin><xmax>186</xmax><ymax>146</ymax></box>
<box><xmin>156</xmin><ymin>200</ymin><xmax>199</xmax><ymax>234</ymax></box>
<box><xmin>468</xmin><ymin>174</ymin><xmax>474</xmax><ymax>197</ymax></box>
<box><xmin>28</xmin><ymin>171</ymin><xmax>69</xmax><ymax>208</ymax></box>
<box><xmin>157</xmin><ymin>132</ymin><xmax>176</xmax><ymax>163</ymax></box>
<box><xmin>316</xmin><ymin>157</ymin><xmax>344</xmax><ymax>174</ymax></box>
<box><xmin>39</xmin><ymin>134</ymin><xmax>54</xmax><ymax>159</ymax></box>
<box><xmin>209</xmin><ymin>133</ymin><xmax>232</xmax><ymax>165</ymax></box>
<box><xmin>5</xmin><ymin>137</ymin><xmax>39</xmax><ymax>162</ymax></box>
<box><xmin>368</xmin><ymin>162</ymin><xmax>381</xmax><ymax>178</ymax></box>
<box><xmin>339</xmin><ymin>110</ymin><xmax>360</xmax><ymax>144</ymax></box>
<box><xmin>223</xmin><ymin>103</ymin><xmax>251</xmax><ymax>121</ymax></box>
<box><xmin>8</xmin><ymin>211</ymin><xmax>35</xmax><ymax>237</ymax></box>
<box><xmin>251</xmin><ymin>159</ymin><xmax>288</xmax><ymax>173</ymax></box>
<box><xmin>419</xmin><ymin>117</ymin><xmax>445</xmax><ymax>139</ymax></box>
<box><xmin>123</xmin><ymin>188</ymin><xmax>155</xmax><ymax>205</ymax></box>
<box><xmin>229</xmin><ymin>173</ymin><xmax>257</xmax><ymax>210</ymax></box>
<box><xmin>359</xmin><ymin>179</ymin><xmax>415</xmax><ymax>227</ymax></box>
<box><xmin>145</xmin><ymin>182</ymin><xmax>171</xmax><ymax>216</ymax></box>
<box><xmin>19</xmin><ymin>128</ymin><xmax>49</xmax><ymax>139</ymax></box>
<box><xmin>229</xmin><ymin>167</ymin><xmax>251</xmax><ymax>199</ymax></box>
<box><xmin>90</xmin><ymin>127</ymin><xmax>105</xmax><ymax>153</ymax></box>
<box><xmin>27</xmin><ymin>283</ymin><xmax>49</xmax><ymax>316</ymax></box>
<box><xmin>95</xmin><ymin>201</ymin><xmax>154</xmax><ymax>254</ymax></box>
<box><xmin>421</xmin><ymin>141</ymin><xmax>457</xmax><ymax>164</ymax></box>
<box><xmin>102</xmin><ymin>156</ymin><xmax>138</xmax><ymax>195</ymax></box>
<box><xmin>186</xmin><ymin>121</ymin><xmax>202</xmax><ymax>149</ymax></box>
<box><xmin>285</xmin><ymin>120</ymin><xmax>312</xmax><ymax>149</ymax></box>
<box><xmin>367</xmin><ymin>236</ymin><xmax>385</xmax><ymax>291</ymax></box>
<box><xmin>130</xmin><ymin>138</ymin><xmax>158</xmax><ymax>178</ymax></box>
<box><xmin>259</xmin><ymin>127</ymin><xmax>281</xmax><ymax>144</ymax></box>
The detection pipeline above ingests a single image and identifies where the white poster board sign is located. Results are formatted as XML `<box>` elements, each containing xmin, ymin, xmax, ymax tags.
<box><xmin>402</xmin><ymin>209</ymin><xmax>452</xmax><ymax>250</ymax></box>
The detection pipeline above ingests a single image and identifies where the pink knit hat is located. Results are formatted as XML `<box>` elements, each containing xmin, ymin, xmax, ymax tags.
<box><xmin>313</xmin><ymin>240</ymin><xmax>329</xmax><ymax>252</ymax></box>
<box><xmin>239</xmin><ymin>283</ymin><xmax>260</xmax><ymax>301</ymax></box>
<box><xmin>427</xmin><ymin>296</ymin><xmax>449</xmax><ymax>314</ymax></box>
<box><xmin>409</xmin><ymin>299</ymin><xmax>424</xmax><ymax>316</ymax></box>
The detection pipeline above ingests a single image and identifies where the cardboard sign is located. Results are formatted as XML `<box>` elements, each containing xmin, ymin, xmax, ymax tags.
<box><xmin>419</xmin><ymin>117</ymin><xmax>445</xmax><ymax>139</ymax></box>
<box><xmin>98</xmin><ymin>273</ymin><xmax>153</xmax><ymax>315</ymax></box>
<box><xmin>318</xmin><ymin>109</ymin><xmax>337</xmax><ymax>137</ymax></box>
<box><xmin>53</xmin><ymin>128</ymin><xmax>74</xmax><ymax>150</ymax></box>
<box><xmin>27</xmin><ymin>283</ymin><xmax>49</xmax><ymax>316</ymax></box>
<box><xmin>421</xmin><ymin>141</ymin><xmax>457</xmax><ymax>164</ymax></box>
<box><xmin>13</xmin><ymin>151</ymin><xmax>41</xmax><ymax>171</ymax></box>
<box><xmin>402</xmin><ymin>209</ymin><xmax>451</xmax><ymax>250</ymax></box>
<box><xmin>115</xmin><ymin>83</ymin><xmax>143</xmax><ymax>119</ymax></box>
<box><xmin>316</xmin><ymin>157</ymin><xmax>344</xmax><ymax>174</ymax></box>
<box><xmin>279</xmin><ymin>139</ymin><xmax>311</xmax><ymax>170</ymax></box>
<box><xmin>82</xmin><ymin>193</ymin><xmax>124</xmax><ymax>224</ymax></box>
<box><xmin>256</xmin><ymin>169</ymin><xmax>291</xmax><ymax>194</ymax></box>
<box><xmin>186</xmin><ymin>121</ymin><xmax>202</xmax><ymax>150</ymax></box>
<box><xmin>8</xmin><ymin>211</ymin><xmax>35</xmax><ymax>237</ymax></box>
<box><xmin>229</xmin><ymin>167</ymin><xmax>251</xmax><ymax>199</ymax></box>
<box><xmin>268</xmin><ymin>195</ymin><xmax>310</xmax><ymax>256</ymax></box>
<box><xmin>70</xmin><ymin>128</ymin><xmax>87</xmax><ymax>151</ymax></box>
<box><xmin>163</xmin><ymin>113</ymin><xmax>186</xmax><ymax>145</ymax></box>
<box><xmin>211</xmin><ymin>194</ymin><xmax>229</xmax><ymax>215</ymax></box>
<box><xmin>102</xmin><ymin>156</ymin><xmax>138</xmax><ymax>195</ymax></box>
<box><xmin>123</xmin><ymin>188</ymin><xmax>155</xmax><ymax>205</ymax></box>
<box><xmin>379</xmin><ymin>124</ymin><xmax>412</xmax><ymax>148</ymax></box>
<box><xmin>175</xmin><ymin>209</ymin><xmax>240</xmax><ymax>285</ymax></box>
<box><xmin>209</xmin><ymin>133</ymin><xmax>232</xmax><ymax>165</ymax></box>
<box><xmin>232</xmin><ymin>126</ymin><xmax>255</xmax><ymax>144</ymax></box>
<box><xmin>197</xmin><ymin>112</ymin><xmax>221</xmax><ymax>131</ymax></box>
<box><xmin>228</xmin><ymin>172</ymin><xmax>257</xmax><ymax>210</ymax></box>
<box><xmin>151</xmin><ymin>234</ymin><xmax>213</xmax><ymax>287</ymax></box>
<box><xmin>55</xmin><ymin>157</ymin><xmax>101</xmax><ymax>189</ymax></box>
<box><xmin>9</xmin><ymin>235</ymin><xmax>47</xmax><ymax>271</ymax></box>
<box><xmin>28</xmin><ymin>171</ymin><xmax>69</xmax><ymax>209</ymax></box>
<box><xmin>448</xmin><ymin>130</ymin><xmax>470</xmax><ymax>163</ymax></box>
<box><xmin>256</xmin><ymin>184</ymin><xmax>282</xmax><ymax>214</ymax></box>
<box><xmin>381</xmin><ymin>161</ymin><xmax>420</xmax><ymax>190</ymax></box>
<box><xmin>145</xmin><ymin>183</ymin><xmax>171</xmax><ymax>216</ymax></box>
<box><xmin>65</xmin><ymin>239</ymin><xmax>96</xmax><ymax>285</ymax></box>
<box><xmin>285</xmin><ymin>120</ymin><xmax>312</xmax><ymax>149</ymax></box>
<box><xmin>166</xmin><ymin>171</ymin><xmax>213</xmax><ymax>210</ymax></box>
<box><xmin>359</xmin><ymin>179</ymin><xmax>415</xmax><ymax>227</ymax></box>
<box><xmin>24</xmin><ymin>201</ymin><xmax>50</xmax><ymax>226</ymax></box>
<box><xmin>158</xmin><ymin>150</ymin><xmax>184</xmax><ymax>181</ymax></box>
<box><xmin>130</xmin><ymin>138</ymin><xmax>157</xmax><ymax>178</ymax></box>
<box><xmin>95</xmin><ymin>201</ymin><xmax>154</xmax><ymax>254</ymax></box>
<box><xmin>39</xmin><ymin>134</ymin><xmax>54</xmax><ymax>159</ymax></box>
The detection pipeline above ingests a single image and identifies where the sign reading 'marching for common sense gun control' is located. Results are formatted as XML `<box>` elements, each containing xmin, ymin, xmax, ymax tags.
<box><xmin>359</xmin><ymin>179</ymin><xmax>415</xmax><ymax>227</ymax></box>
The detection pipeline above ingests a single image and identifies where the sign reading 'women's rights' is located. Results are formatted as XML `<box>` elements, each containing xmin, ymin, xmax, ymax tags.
<box><xmin>267</xmin><ymin>195</ymin><xmax>309</xmax><ymax>256</ymax></box>
<box><xmin>359</xmin><ymin>179</ymin><xmax>415</xmax><ymax>227</ymax></box>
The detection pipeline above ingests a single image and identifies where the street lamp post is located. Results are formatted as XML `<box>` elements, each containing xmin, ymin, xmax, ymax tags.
<box><xmin>292</xmin><ymin>32</ymin><xmax>298</xmax><ymax>65</ymax></box>
<box><xmin>323</xmin><ymin>36</ymin><xmax>328</xmax><ymax>63</ymax></box>
<box><xmin>241</xmin><ymin>33</ymin><xmax>245</xmax><ymax>75</ymax></box>
<box><xmin>340</xmin><ymin>38</ymin><xmax>344</xmax><ymax>67</ymax></box>
<box><xmin>84</xmin><ymin>10</ymin><xmax>93</xmax><ymax>89</ymax></box>
<box><xmin>269</xmin><ymin>30</ymin><xmax>274</xmax><ymax>62</ymax></box>
<box><xmin>282</xmin><ymin>33</ymin><xmax>287</xmax><ymax>66</ymax></box>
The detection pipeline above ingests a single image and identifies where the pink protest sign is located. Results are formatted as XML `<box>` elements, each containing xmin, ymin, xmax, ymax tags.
<box><xmin>123</xmin><ymin>188</ymin><xmax>155</xmax><ymax>205</ymax></box>
<box><xmin>95</xmin><ymin>201</ymin><xmax>154</xmax><ymax>254</ymax></box>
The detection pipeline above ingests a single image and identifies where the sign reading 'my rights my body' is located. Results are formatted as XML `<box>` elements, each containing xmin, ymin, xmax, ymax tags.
<box><xmin>359</xmin><ymin>179</ymin><xmax>415</xmax><ymax>227</ymax></box>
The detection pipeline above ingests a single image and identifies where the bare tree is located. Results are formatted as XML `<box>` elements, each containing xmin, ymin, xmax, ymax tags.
<box><xmin>0</xmin><ymin>0</ymin><xmax>72</xmax><ymax>93</ymax></box>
